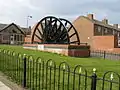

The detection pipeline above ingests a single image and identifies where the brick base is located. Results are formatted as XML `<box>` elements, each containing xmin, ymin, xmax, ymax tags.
<box><xmin>23</xmin><ymin>44</ymin><xmax>90</xmax><ymax>57</ymax></box>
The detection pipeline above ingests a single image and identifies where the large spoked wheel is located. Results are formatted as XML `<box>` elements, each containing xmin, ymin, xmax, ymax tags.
<box><xmin>31</xmin><ymin>16</ymin><xmax>80</xmax><ymax>45</ymax></box>
<box><xmin>59</xmin><ymin>18</ymin><xmax>80</xmax><ymax>45</ymax></box>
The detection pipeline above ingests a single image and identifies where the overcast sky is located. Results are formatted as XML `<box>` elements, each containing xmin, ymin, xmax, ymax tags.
<box><xmin>0</xmin><ymin>0</ymin><xmax>120</xmax><ymax>27</ymax></box>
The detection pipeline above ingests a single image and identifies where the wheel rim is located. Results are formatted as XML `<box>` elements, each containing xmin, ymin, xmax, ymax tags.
<box><xmin>31</xmin><ymin>16</ymin><xmax>80</xmax><ymax>45</ymax></box>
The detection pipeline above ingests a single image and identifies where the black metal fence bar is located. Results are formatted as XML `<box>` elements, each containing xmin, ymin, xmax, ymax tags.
<box><xmin>0</xmin><ymin>49</ymin><xmax>120</xmax><ymax>90</ymax></box>
<box><xmin>23</xmin><ymin>55</ymin><xmax>27</xmax><ymax>88</ymax></box>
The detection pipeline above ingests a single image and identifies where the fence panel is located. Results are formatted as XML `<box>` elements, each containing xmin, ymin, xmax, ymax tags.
<box><xmin>90</xmin><ymin>50</ymin><xmax>120</xmax><ymax>60</ymax></box>
<box><xmin>73</xmin><ymin>65</ymin><xmax>87</xmax><ymax>90</ymax></box>
<box><xmin>0</xmin><ymin>49</ymin><xmax>120</xmax><ymax>90</ymax></box>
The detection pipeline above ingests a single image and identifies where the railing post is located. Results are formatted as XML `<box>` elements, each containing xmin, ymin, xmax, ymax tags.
<box><xmin>23</xmin><ymin>54</ymin><xmax>27</xmax><ymax>88</ymax></box>
<box><xmin>0</xmin><ymin>50</ymin><xmax>1</xmax><ymax>70</ymax></box>
<box><xmin>91</xmin><ymin>68</ymin><xmax>97</xmax><ymax>90</ymax></box>
<box><xmin>103</xmin><ymin>51</ymin><xmax>106</xmax><ymax>59</ymax></box>
<box><xmin>89</xmin><ymin>49</ymin><xmax>91</xmax><ymax>57</ymax></box>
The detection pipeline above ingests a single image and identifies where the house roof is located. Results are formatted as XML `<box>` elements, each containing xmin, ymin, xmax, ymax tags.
<box><xmin>21</xmin><ymin>27</ymin><xmax>31</xmax><ymax>35</ymax></box>
<box><xmin>0</xmin><ymin>23</ymin><xmax>26</xmax><ymax>35</ymax></box>
<box><xmin>0</xmin><ymin>23</ymin><xmax>31</xmax><ymax>35</ymax></box>
<box><xmin>79</xmin><ymin>16</ymin><xmax>120</xmax><ymax>31</ymax></box>
<box><xmin>0</xmin><ymin>23</ymin><xmax>7</xmax><ymax>30</ymax></box>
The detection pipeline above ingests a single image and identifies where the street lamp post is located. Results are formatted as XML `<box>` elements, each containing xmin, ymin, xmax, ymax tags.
<box><xmin>27</xmin><ymin>15</ymin><xmax>32</xmax><ymax>28</ymax></box>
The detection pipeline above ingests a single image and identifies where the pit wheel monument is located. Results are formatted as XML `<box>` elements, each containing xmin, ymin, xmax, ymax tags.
<box><xmin>24</xmin><ymin>16</ymin><xmax>90</xmax><ymax>57</ymax></box>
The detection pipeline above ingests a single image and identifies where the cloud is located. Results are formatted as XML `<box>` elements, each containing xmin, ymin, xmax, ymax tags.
<box><xmin>0</xmin><ymin>0</ymin><xmax>120</xmax><ymax>27</ymax></box>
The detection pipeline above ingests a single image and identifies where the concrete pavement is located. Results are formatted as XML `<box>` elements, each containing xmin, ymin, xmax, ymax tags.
<box><xmin>0</xmin><ymin>71</ymin><xmax>26</xmax><ymax>90</ymax></box>
<box><xmin>0</xmin><ymin>81</ymin><xmax>11</xmax><ymax>90</ymax></box>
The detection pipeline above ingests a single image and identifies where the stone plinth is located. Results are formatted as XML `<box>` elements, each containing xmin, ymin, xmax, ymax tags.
<box><xmin>23</xmin><ymin>44</ymin><xmax>90</xmax><ymax>57</ymax></box>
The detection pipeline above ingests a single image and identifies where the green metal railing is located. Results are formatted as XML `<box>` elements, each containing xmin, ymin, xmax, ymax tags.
<box><xmin>0</xmin><ymin>49</ymin><xmax>120</xmax><ymax>90</ymax></box>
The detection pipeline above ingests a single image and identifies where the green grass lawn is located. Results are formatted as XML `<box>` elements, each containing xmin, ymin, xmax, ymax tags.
<box><xmin>0</xmin><ymin>45</ymin><xmax>120</xmax><ymax>76</ymax></box>
<box><xmin>0</xmin><ymin>45</ymin><xmax>120</xmax><ymax>90</ymax></box>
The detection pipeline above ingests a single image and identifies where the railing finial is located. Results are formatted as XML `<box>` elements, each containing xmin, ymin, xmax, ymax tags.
<box><xmin>93</xmin><ymin>68</ymin><xmax>96</xmax><ymax>73</ymax></box>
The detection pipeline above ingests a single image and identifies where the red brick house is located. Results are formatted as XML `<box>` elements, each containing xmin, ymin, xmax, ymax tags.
<box><xmin>72</xmin><ymin>14</ymin><xmax>120</xmax><ymax>53</ymax></box>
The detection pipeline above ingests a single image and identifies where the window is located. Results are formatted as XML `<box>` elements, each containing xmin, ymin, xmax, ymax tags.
<box><xmin>114</xmin><ymin>30</ymin><xmax>117</xmax><ymax>35</ymax></box>
<box><xmin>20</xmin><ymin>35</ymin><xmax>23</xmax><ymax>41</ymax></box>
<box><xmin>118</xmin><ymin>32</ymin><xmax>120</xmax><ymax>37</ymax></box>
<box><xmin>14</xmin><ymin>34</ymin><xmax>16</xmax><ymax>41</ymax></box>
<box><xmin>98</xmin><ymin>26</ymin><xmax>101</xmax><ymax>32</ymax></box>
<box><xmin>104</xmin><ymin>28</ymin><xmax>108</xmax><ymax>33</ymax></box>
<box><xmin>94</xmin><ymin>25</ymin><xmax>102</xmax><ymax>36</ymax></box>
<box><xmin>113</xmin><ymin>30</ymin><xmax>115</xmax><ymax>35</ymax></box>
<box><xmin>10</xmin><ymin>35</ymin><xmax>13</xmax><ymax>41</ymax></box>
<box><xmin>17</xmin><ymin>35</ymin><xmax>19</xmax><ymax>41</ymax></box>
<box><xmin>12</xmin><ymin>29</ymin><xmax>17</xmax><ymax>33</ymax></box>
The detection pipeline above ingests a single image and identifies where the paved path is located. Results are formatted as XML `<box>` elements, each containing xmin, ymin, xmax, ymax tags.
<box><xmin>0</xmin><ymin>71</ymin><xmax>26</xmax><ymax>90</ymax></box>
<box><xmin>0</xmin><ymin>81</ymin><xmax>11</xmax><ymax>90</ymax></box>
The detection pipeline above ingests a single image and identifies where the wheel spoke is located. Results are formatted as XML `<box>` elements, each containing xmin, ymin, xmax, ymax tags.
<box><xmin>35</xmin><ymin>34</ymin><xmax>43</xmax><ymax>41</ymax></box>
<box><xmin>65</xmin><ymin>21</ymin><xmax>67</xmax><ymax>26</ymax></box>
<box><xmin>49</xmin><ymin>17</ymin><xmax>52</xmax><ymax>24</ymax></box>
<box><xmin>45</xmin><ymin>18</ymin><xmax>48</xmax><ymax>27</ymax></box>
<box><xmin>53</xmin><ymin>23</ymin><xmax>63</xmax><ymax>39</ymax></box>
<box><xmin>61</xmin><ymin>33</ymin><xmax>67</xmax><ymax>40</ymax></box>
<box><xmin>62</xmin><ymin>36</ymin><xmax>68</xmax><ymax>41</ymax></box>
<box><xmin>69</xmin><ymin>33</ymin><xmax>76</xmax><ymax>38</ymax></box>
<box><xmin>55</xmin><ymin>27</ymin><xmax>65</xmax><ymax>41</ymax></box>
<box><xmin>59</xmin><ymin>29</ymin><xmax>67</xmax><ymax>39</ymax></box>
<box><xmin>52</xmin><ymin>20</ymin><xmax>57</xmax><ymax>33</ymax></box>
<box><xmin>68</xmin><ymin>25</ymin><xmax>72</xmax><ymax>32</ymax></box>
<box><xmin>41</xmin><ymin>23</ymin><xmax>44</xmax><ymax>32</ymax></box>
<box><xmin>37</xmin><ymin>28</ymin><xmax>43</xmax><ymax>38</ymax></box>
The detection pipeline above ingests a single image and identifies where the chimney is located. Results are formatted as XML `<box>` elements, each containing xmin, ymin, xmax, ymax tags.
<box><xmin>29</xmin><ymin>26</ymin><xmax>31</xmax><ymax>30</ymax></box>
<box><xmin>87</xmin><ymin>14</ymin><xmax>94</xmax><ymax>20</ymax></box>
<box><xmin>113</xmin><ymin>24</ymin><xmax>118</xmax><ymax>28</ymax></box>
<box><xmin>102</xmin><ymin>19</ymin><xmax>108</xmax><ymax>24</ymax></box>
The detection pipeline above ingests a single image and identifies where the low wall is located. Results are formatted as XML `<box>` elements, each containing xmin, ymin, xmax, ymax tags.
<box><xmin>92</xmin><ymin>35</ymin><xmax>120</xmax><ymax>53</ymax></box>
<box><xmin>92</xmin><ymin>35</ymin><xmax>118</xmax><ymax>50</ymax></box>
<box><xmin>23</xmin><ymin>44</ymin><xmax>90</xmax><ymax>57</ymax></box>
<box><xmin>23</xmin><ymin>44</ymin><xmax>38</xmax><ymax>50</ymax></box>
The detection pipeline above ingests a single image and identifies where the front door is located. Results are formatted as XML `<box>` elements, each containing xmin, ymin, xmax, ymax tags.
<box><xmin>10</xmin><ymin>35</ymin><xmax>14</xmax><ymax>44</ymax></box>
